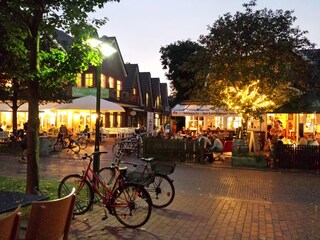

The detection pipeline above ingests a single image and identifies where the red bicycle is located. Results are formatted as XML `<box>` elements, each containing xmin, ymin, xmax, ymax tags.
<box><xmin>57</xmin><ymin>151</ymin><xmax>152</xmax><ymax>228</ymax></box>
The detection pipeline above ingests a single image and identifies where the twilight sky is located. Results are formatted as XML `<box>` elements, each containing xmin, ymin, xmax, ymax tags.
<box><xmin>94</xmin><ymin>0</ymin><xmax>320</xmax><ymax>91</ymax></box>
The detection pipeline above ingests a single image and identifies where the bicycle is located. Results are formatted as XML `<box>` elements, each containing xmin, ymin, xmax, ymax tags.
<box><xmin>76</xmin><ymin>132</ymin><xmax>90</xmax><ymax>149</ymax></box>
<box><xmin>57</xmin><ymin>151</ymin><xmax>152</xmax><ymax>228</ymax></box>
<box><xmin>53</xmin><ymin>133</ymin><xmax>80</xmax><ymax>154</ymax></box>
<box><xmin>112</xmin><ymin>133</ymin><xmax>144</xmax><ymax>157</ymax></box>
<box><xmin>98</xmin><ymin>150</ymin><xmax>176</xmax><ymax>208</ymax></box>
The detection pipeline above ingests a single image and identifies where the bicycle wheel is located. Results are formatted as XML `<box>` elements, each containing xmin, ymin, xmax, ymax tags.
<box><xmin>77</xmin><ymin>137</ymin><xmax>88</xmax><ymax>149</ymax></box>
<box><xmin>112</xmin><ymin>143</ymin><xmax>119</xmax><ymax>156</ymax></box>
<box><xmin>146</xmin><ymin>174</ymin><xmax>175</xmax><ymax>208</ymax></box>
<box><xmin>70</xmin><ymin>140</ymin><xmax>80</xmax><ymax>154</ymax></box>
<box><xmin>53</xmin><ymin>141</ymin><xmax>63</xmax><ymax>152</ymax></box>
<box><xmin>97</xmin><ymin>167</ymin><xmax>117</xmax><ymax>186</ymax></box>
<box><xmin>58</xmin><ymin>174</ymin><xmax>94</xmax><ymax>215</ymax></box>
<box><xmin>112</xmin><ymin>183</ymin><xmax>152</xmax><ymax>228</ymax></box>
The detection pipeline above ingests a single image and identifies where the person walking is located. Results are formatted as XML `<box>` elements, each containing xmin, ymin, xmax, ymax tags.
<box><xmin>19</xmin><ymin>134</ymin><xmax>28</xmax><ymax>164</ymax></box>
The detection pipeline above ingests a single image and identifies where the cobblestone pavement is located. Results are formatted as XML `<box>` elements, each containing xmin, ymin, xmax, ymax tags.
<box><xmin>1</xmin><ymin>140</ymin><xmax>320</xmax><ymax>239</ymax></box>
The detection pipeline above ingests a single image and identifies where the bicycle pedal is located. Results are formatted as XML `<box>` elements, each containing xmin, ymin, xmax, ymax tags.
<box><xmin>101</xmin><ymin>215</ymin><xmax>108</xmax><ymax>221</ymax></box>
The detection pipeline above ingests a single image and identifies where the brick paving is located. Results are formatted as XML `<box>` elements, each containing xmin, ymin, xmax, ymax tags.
<box><xmin>1</xmin><ymin>139</ymin><xmax>320</xmax><ymax>239</ymax></box>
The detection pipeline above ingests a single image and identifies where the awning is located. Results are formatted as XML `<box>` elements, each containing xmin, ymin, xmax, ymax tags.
<box><xmin>171</xmin><ymin>104</ymin><xmax>236</xmax><ymax>117</ymax></box>
<box><xmin>51</xmin><ymin>95</ymin><xmax>125</xmax><ymax>112</ymax></box>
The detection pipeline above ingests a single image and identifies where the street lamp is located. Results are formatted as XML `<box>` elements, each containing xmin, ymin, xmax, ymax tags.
<box><xmin>87</xmin><ymin>38</ymin><xmax>117</xmax><ymax>172</ymax></box>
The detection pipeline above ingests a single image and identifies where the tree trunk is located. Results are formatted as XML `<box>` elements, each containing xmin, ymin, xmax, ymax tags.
<box><xmin>26</xmin><ymin>33</ymin><xmax>40</xmax><ymax>194</ymax></box>
<box><xmin>11</xmin><ymin>81</ymin><xmax>19</xmax><ymax>134</ymax></box>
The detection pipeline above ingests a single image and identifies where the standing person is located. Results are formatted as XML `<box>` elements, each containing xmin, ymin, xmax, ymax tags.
<box><xmin>59</xmin><ymin>124</ymin><xmax>68</xmax><ymax>138</ymax></box>
<box><xmin>19</xmin><ymin>134</ymin><xmax>28</xmax><ymax>164</ymax></box>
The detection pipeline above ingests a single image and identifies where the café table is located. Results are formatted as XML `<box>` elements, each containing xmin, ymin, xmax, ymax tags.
<box><xmin>0</xmin><ymin>190</ymin><xmax>48</xmax><ymax>214</ymax></box>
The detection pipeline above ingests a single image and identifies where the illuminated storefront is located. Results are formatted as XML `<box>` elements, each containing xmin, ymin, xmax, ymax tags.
<box><xmin>171</xmin><ymin>104</ymin><xmax>240</xmax><ymax>131</ymax></box>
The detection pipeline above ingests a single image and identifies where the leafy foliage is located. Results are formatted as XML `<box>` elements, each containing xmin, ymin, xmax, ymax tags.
<box><xmin>197</xmin><ymin>0</ymin><xmax>313</xmax><ymax>120</ymax></box>
<box><xmin>160</xmin><ymin>40</ymin><xmax>207</xmax><ymax>105</ymax></box>
<box><xmin>0</xmin><ymin>0</ymin><xmax>120</xmax><ymax>194</ymax></box>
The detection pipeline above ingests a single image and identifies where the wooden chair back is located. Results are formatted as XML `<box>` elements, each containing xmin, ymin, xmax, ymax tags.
<box><xmin>24</xmin><ymin>188</ymin><xmax>75</xmax><ymax>240</ymax></box>
<box><xmin>0</xmin><ymin>206</ymin><xmax>21</xmax><ymax>240</ymax></box>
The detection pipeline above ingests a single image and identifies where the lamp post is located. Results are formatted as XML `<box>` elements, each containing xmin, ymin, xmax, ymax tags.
<box><xmin>87</xmin><ymin>38</ymin><xmax>117</xmax><ymax>172</ymax></box>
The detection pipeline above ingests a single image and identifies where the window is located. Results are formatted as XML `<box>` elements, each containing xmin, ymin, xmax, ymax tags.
<box><xmin>146</xmin><ymin>93</ymin><xmax>149</xmax><ymax>107</ymax></box>
<box><xmin>101</xmin><ymin>74</ymin><xmax>106</xmax><ymax>88</ymax></box>
<box><xmin>76</xmin><ymin>74</ymin><xmax>82</xmax><ymax>87</ymax></box>
<box><xmin>117</xmin><ymin>115</ymin><xmax>121</xmax><ymax>127</ymax></box>
<box><xmin>85</xmin><ymin>73</ymin><xmax>93</xmax><ymax>87</ymax></box>
<box><xmin>109</xmin><ymin>77</ymin><xmax>114</xmax><ymax>88</ymax></box>
<box><xmin>116</xmin><ymin>80</ymin><xmax>122</xmax><ymax>99</ymax></box>
<box><xmin>110</xmin><ymin>113</ymin><xmax>114</xmax><ymax>127</ymax></box>
<box><xmin>133</xmin><ymin>88</ymin><xmax>136</xmax><ymax>95</ymax></box>
<box><xmin>156</xmin><ymin>96</ymin><xmax>161</xmax><ymax>108</ymax></box>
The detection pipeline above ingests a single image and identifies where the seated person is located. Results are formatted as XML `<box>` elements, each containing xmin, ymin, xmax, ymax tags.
<box><xmin>82</xmin><ymin>125</ymin><xmax>90</xmax><ymax>138</ymax></box>
<box><xmin>205</xmin><ymin>134</ymin><xmax>224</xmax><ymax>163</ymax></box>
<box><xmin>298</xmin><ymin>134</ymin><xmax>308</xmax><ymax>145</ymax></box>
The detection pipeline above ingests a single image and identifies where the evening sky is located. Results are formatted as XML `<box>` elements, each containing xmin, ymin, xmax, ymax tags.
<box><xmin>94</xmin><ymin>0</ymin><xmax>320</xmax><ymax>92</ymax></box>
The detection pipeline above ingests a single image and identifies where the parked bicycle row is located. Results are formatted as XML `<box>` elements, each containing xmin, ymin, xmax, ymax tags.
<box><xmin>57</xmin><ymin>148</ymin><xmax>176</xmax><ymax>228</ymax></box>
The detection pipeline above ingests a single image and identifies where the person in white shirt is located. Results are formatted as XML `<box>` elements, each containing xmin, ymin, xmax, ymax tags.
<box><xmin>205</xmin><ymin>134</ymin><xmax>224</xmax><ymax>163</ymax></box>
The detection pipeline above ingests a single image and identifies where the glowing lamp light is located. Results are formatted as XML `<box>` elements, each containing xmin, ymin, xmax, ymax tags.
<box><xmin>86</xmin><ymin>39</ymin><xmax>117</xmax><ymax>57</ymax></box>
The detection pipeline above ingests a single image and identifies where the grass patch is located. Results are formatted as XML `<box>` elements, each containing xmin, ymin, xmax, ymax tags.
<box><xmin>0</xmin><ymin>176</ymin><xmax>60</xmax><ymax>199</ymax></box>
<box><xmin>0</xmin><ymin>176</ymin><xmax>61</xmax><ymax>217</ymax></box>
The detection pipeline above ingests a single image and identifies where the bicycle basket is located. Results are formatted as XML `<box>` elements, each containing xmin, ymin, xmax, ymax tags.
<box><xmin>125</xmin><ymin>166</ymin><xmax>155</xmax><ymax>186</ymax></box>
<box><xmin>151</xmin><ymin>161</ymin><xmax>176</xmax><ymax>175</ymax></box>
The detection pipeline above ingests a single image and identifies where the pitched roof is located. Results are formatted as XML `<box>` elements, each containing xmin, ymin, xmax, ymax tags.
<box><xmin>100</xmin><ymin>36</ymin><xmax>127</xmax><ymax>79</ymax></box>
<box><xmin>151</xmin><ymin>77</ymin><xmax>161</xmax><ymax>107</ymax></box>
<box><xmin>139</xmin><ymin>72</ymin><xmax>153</xmax><ymax>108</ymax></box>
<box><xmin>124</xmin><ymin>64</ymin><xmax>139</xmax><ymax>92</ymax></box>
<box><xmin>160</xmin><ymin>83</ymin><xmax>169</xmax><ymax>107</ymax></box>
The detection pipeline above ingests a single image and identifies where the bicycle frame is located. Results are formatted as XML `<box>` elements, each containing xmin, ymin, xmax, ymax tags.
<box><xmin>78</xmin><ymin>154</ymin><xmax>131</xmax><ymax>210</ymax></box>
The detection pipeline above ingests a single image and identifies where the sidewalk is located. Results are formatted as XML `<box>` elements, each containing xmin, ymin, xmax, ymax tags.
<box><xmin>1</xmin><ymin>140</ymin><xmax>320</xmax><ymax>239</ymax></box>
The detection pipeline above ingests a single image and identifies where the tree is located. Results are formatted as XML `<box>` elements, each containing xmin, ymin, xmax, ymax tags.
<box><xmin>160</xmin><ymin>40</ymin><xmax>208</xmax><ymax>106</ymax></box>
<box><xmin>196</xmin><ymin>0</ymin><xmax>313</xmax><ymax>133</ymax></box>
<box><xmin>0</xmin><ymin>0</ymin><xmax>119</xmax><ymax>194</ymax></box>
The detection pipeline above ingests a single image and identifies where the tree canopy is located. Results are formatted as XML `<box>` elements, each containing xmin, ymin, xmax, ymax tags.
<box><xmin>196</xmin><ymin>0</ymin><xmax>313</xmax><ymax>120</ymax></box>
<box><xmin>0</xmin><ymin>0</ymin><xmax>119</xmax><ymax>193</ymax></box>
<box><xmin>160</xmin><ymin>39</ymin><xmax>208</xmax><ymax>106</ymax></box>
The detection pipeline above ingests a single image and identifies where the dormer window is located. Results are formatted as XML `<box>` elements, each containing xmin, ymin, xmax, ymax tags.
<box><xmin>109</xmin><ymin>77</ymin><xmax>114</xmax><ymax>88</ymax></box>
<box><xmin>101</xmin><ymin>74</ymin><xmax>106</xmax><ymax>88</ymax></box>
<box><xmin>85</xmin><ymin>73</ymin><xmax>93</xmax><ymax>87</ymax></box>
<box><xmin>76</xmin><ymin>74</ymin><xmax>82</xmax><ymax>87</ymax></box>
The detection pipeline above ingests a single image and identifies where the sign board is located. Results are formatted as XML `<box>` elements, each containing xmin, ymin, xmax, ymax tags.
<box><xmin>147</xmin><ymin>112</ymin><xmax>154</xmax><ymax>134</ymax></box>
<box><xmin>72</xmin><ymin>87</ymin><xmax>109</xmax><ymax>98</ymax></box>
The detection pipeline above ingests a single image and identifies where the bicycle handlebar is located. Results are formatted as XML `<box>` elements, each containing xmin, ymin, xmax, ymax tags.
<box><xmin>82</xmin><ymin>151</ymin><xmax>108</xmax><ymax>160</ymax></box>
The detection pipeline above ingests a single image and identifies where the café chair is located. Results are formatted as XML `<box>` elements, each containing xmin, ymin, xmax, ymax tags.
<box><xmin>0</xmin><ymin>206</ymin><xmax>21</xmax><ymax>240</ymax></box>
<box><xmin>24</xmin><ymin>188</ymin><xmax>76</xmax><ymax>240</ymax></box>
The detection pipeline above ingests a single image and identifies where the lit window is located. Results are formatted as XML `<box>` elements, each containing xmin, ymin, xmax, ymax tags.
<box><xmin>116</xmin><ymin>80</ymin><xmax>121</xmax><ymax>99</ymax></box>
<box><xmin>116</xmin><ymin>80</ymin><xmax>122</xmax><ymax>91</ymax></box>
<box><xmin>146</xmin><ymin>93</ymin><xmax>149</xmax><ymax>107</ymax></box>
<box><xmin>109</xmin><ymin>77</ymin><xmax>114</xmax><ymax>88</ymax></box>
<box><xmin>110</xmin><ymin>113</ymin><xmax>114</xmax><ymax>127</ymax></box>
<box><xmin>76</xmin><ymin>74</ymin><xmax>82</xmax><ymax>87</ymax></box>
<box><xmin>133</xmin><ymin>88</ymin><xmax>136</xmax><ymax>95</ymax></box>
<box><xmin>85</xmin><ymin>73</ymin><xmax>93</xmax><ymax>87</ymax></box>
<box><xmin>101</xmin><ymin>74</ymin><xmax>106</xmax><ymax>88</ymax></box>
<box><xmin>117</xmin><ymin>115</ymin><xmax>121</xmax><ymax>127</ymax></box>
<box><xmin>156</xmin><ymin>96</ymin><xmax>160</xmax><ymax>108</ymax></box>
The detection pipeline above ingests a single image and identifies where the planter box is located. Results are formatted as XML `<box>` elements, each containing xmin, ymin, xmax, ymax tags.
<box><xmin>232</xmin><ymin>156</ymin><xmax>268</xmax><ymax>168</ymax></box>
